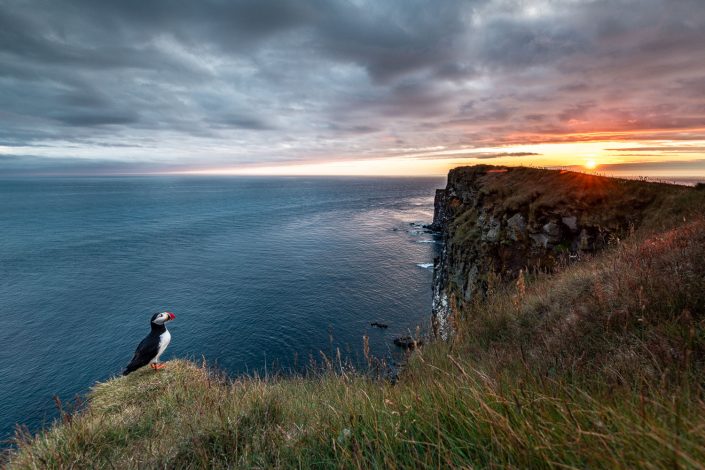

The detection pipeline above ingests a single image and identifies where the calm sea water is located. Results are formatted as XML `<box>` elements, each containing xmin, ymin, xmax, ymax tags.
<box><xmin>0</xmin><ymin>176</ymin><xmax>444</xmax><ymax>442</ymax></box>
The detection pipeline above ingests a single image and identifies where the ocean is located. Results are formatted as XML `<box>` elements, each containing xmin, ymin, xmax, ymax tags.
<box><xmin>0</xmin><ymin>176</ymin><xmax>444</xmax><ymax>442</ymax></box>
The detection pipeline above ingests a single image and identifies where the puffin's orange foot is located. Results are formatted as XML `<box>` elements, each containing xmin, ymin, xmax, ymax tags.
<box><xmin>150</xmin><ymin>363</ymin><xmax>166</xmax><ymax>370</ymax></box>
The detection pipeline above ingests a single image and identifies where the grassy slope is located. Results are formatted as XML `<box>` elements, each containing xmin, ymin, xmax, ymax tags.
<box><xmin>7</xmin><ymin>183</ymin><xmax>705</xmax><ymax>469</ymax></box>
<box><xmin>462</xmin><ymin>168</ymin><xmax>699</xmax><ymax>227</ymax></box>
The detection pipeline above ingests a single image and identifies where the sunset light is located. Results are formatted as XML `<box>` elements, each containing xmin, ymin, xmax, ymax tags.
<box><xmin>3</xmin><ymin>2</ymin><xmax>705</xmax><ymax>465</ymax></box>
<box><xmin>168</xmin><ymin>140</ymin><xmax>705</xmax><ymax>178</ymax></box>
<box><xmin>0</xmin><ymin>0</ymin><xmax>704</xmax><ymax>180</ymax></box>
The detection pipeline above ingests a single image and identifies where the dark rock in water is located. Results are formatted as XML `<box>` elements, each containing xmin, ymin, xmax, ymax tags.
<box><xmin>371</xmin><ymin>322</ymin><xmax>388</xmax><ymax>329</ymax></box>
<box><xmin>423</xmin><ymin>225</ymin><xmax>442</xmax><ymax>235</ymax></box>
<box><xmin>428</xmin><ymin>188</ymin><xmax>453</xmax><ymax>232</ymax></box>
<box><xmin>393</xmin><ymin>336</ymin><xmax>423</xmax><ymax>349</ymax></box>
<box><xmin>409</xmin><ymin>222</ymin><xmax>435</xmax><ymax>234</ymax></box>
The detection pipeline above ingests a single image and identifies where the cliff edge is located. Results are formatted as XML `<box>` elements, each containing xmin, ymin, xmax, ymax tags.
<box><xmin>431</xmin><ymin>165</ymin><xmax>702</xmax><ymax>338</ymax></box>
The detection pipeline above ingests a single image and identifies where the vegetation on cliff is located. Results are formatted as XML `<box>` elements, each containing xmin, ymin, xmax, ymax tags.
<box><xmin>6</xmin><ymin>169</ymin><xmax>705</xmax><ymax>469</ymax></box>
<box><xmin>431</xmin><ymin>166</ymin><xmax>705</xmax><ymax>339</ymax></box>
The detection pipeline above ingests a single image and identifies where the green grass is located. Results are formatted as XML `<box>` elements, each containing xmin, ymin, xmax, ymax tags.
<box><xmin>6</xmin><ymin>191</ymin><xmax>705</xmax><ymax>469</ymax></box>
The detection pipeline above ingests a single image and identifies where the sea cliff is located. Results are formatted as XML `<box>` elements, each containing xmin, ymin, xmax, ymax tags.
<box><xmin>430</xmin><ymin>165</ymin><xmax>697</xmax><ymax>338</ymax></box>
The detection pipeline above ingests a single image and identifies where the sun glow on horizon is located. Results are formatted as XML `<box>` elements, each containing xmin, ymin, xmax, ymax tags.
<box><xmin>163</xmin><ymin>140</ymin><xmax>705</xmax><ymax>179</ymax></box>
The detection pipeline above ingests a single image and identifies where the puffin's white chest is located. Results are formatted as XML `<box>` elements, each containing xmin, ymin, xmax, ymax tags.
<box><xmin>153</xmin><ymin>329</ymin><xmax>171</xmax><ymax>362</ymax></box>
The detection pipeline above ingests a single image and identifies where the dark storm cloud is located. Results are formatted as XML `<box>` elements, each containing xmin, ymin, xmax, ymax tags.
<box><xmin>1</xmin><ymin>0</ymin><xmax>705</xmax><ymax>173</ymax></box>
<box><xmin>54</xmin><ymin>112</ymin><xmax>140</xmax><ymax>127</ymax></box>
<box><xmin>210</xmin><ymin>114</ymin><xmax>275</xmax><ymax>131</ymax></box>
<box><xmin>477</xmin><ymin>17</ymin><xmax>586</xmax><ymax>68</ymax></box>
<box><xmin>311</xmin><ymin>0</ymin><xmax>470</xmax><ymax>82</ymax></box>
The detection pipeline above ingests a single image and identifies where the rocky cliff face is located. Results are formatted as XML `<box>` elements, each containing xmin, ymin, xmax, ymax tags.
<box><xmin>430</xmin><ymin>165</ymin><xmax>687</xmax><ymax>339</ymax></box>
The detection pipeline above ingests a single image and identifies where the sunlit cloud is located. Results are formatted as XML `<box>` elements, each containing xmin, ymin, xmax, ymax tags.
<box><xmin>1</xmin><ymin>0</ymin><xmax>704</xmax><ymax>176</ymax></box>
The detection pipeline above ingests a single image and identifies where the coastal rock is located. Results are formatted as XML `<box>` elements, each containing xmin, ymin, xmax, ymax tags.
<box><xmin>530</xmin><ymin>233</ymin><xmax>549</xmax><ymax>248</ymax></box>
<box><xmin>430</xmin><ymin>165</ymin><xmax>659</xmax><ymax>339</ymax></box>
<box><xmin>429</xmin><ymin>189</ymin><xmax>452</xmax><ymax>232</ymax></box>
<box><xmin>481</xmin><ymin>215</ymin><xmax>501</xmax><ymax>243</ymax></box>
<box><xmin>507</xmin><ymin>213</ymin><xmax>526</xmax><ymax>241</ymax></box>
<box><xmin>462</xmin><ymin>265</ymin><xmax>479</xmax><ymax>301</ymax></box>
<box><xmin>393</xmin><ymin>336</ymin><xmax>424</xmax><ymax>349</ymax></box>
<box><xmin>562</xmin><ymin>215</ymin><xmax>578</xmax><ymax>232</ymax></box>
<box><xmin>543</xmin><ymin>221</ymin><xmax>563</xmax><ymax>244</ymax></box>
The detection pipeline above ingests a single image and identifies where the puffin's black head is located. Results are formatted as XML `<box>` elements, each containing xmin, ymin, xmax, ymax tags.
<box><xmin>150</xmin><ymin>311</ymin><xmax>176</xmax><ymax>325</ymax></box>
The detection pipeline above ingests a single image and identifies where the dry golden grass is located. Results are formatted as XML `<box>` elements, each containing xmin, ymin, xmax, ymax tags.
<box><xmin>448</xmin><ymin>165</ymin><xmax>704</xmax><ymax>231</ymax></box>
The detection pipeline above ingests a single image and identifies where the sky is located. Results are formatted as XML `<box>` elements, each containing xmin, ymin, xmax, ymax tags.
<box><xmin>1</xmin><ymin>0</ymin><xmax>705</xmax><ymax>177</ymax></box>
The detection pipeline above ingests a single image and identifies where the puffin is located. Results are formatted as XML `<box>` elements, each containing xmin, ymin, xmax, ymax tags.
<box><xmin>122</xmin><ymin>311</ymin><xmax>176</xmax><ymax>375</ymax></box>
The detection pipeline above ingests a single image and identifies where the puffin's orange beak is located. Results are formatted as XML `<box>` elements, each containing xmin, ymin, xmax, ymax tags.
<box><xmin>167</xmin><ymin>312</ymin><xmax>175</xmax><ymax>320</ymax></box>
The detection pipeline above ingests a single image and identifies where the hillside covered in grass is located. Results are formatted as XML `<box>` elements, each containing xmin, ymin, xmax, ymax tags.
<box><xmin>6</xmin><ymin>170</ymin><xmax>705</xmax><ymax>469</ymax></box>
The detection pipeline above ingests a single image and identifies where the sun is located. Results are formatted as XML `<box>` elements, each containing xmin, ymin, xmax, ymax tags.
<box><xmin>584</xmin><ymin>160</ymin><xmax>598</xmax><ymax>170</ymax></box>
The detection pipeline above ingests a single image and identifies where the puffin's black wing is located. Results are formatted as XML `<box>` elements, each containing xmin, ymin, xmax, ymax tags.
<box><xmin>123</xmin><ymin>333</ymin><xmax>160</xmax><ymax>376</ymax></box>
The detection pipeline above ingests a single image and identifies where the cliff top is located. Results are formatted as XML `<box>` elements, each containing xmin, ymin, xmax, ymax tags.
<box><xmin>441</xmin><ymin>164</ymin><xmax>703</xmax><ymax>234</ymax></box>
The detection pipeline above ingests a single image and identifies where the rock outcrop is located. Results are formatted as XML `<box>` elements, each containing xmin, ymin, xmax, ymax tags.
<box><xmin>430</xmin><ymin>165</ymin><xmax>685</xmax><ymax>339</ymax></box>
